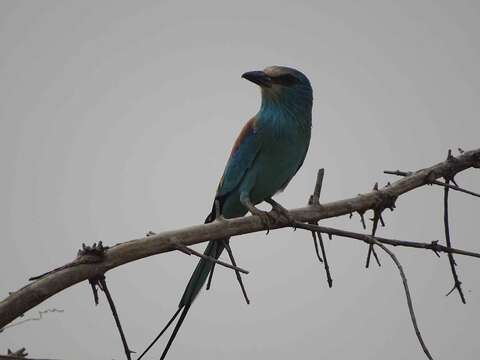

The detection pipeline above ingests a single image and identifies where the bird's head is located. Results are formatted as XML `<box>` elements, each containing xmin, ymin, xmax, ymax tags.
<box><xmin>241</xmin><ymin>66</ymin><xmax>313</xmax><ymax>108</ymax></box>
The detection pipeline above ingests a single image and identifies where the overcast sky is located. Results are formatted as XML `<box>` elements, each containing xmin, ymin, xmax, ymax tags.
<box><xmin>1</xmin><ymin>1</ymin><xmax>479</xmax><ymax>359</ymax></box>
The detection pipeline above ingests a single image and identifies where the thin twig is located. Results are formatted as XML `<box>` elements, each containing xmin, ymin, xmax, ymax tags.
<box><xmin>293</xmin><ymin>223</ymin><xmax>480</xmax><ymax>259</ymax></box>
<box><xmin>366</xmin><ymin>183</ymin><xmax>383</xmax><ymax>268</ymax></box>
<box><xmin>366</xmin><ymin>209</ymin><xmax>382</xmax><ymax>268</ymax></box>
<box><xmin>384</xmin><ymin>170</ymin><xmax>480</xmax><ymax>198</ymax></box>
<box><xmin>0</xmin><ymin>308</ymin><xmax>63</xmax><ymax>333</ymax></box>
<box><xmin>89</xmin><ymin>278</ymin><xmax>100</xmax><ymax>305</ymax></box>
<box><xmin>309</xmin><ymin>168</ymin><xmax>325</xmax><ymax>206</ymax></box>
<box><xmin>443</xmin><ymin>178</ymin><xmax>466</xmax><ymax>303</ymax></box>
<box><xmin>174</xmin><ymin>243</ymin><xmax>249</xmax><ymax>274</ymax></box>
<box><xmin>295</xmin><ymin>222</ymin><xmax>435</xmax><ymax>359</ymax></box>
<box><xmin>307</xmin><ymin>169</ymin><xmax>333</xmax><ymax>287</ymax></box>
<box><xmin>96</xmin><ymin>276</ymin><xmax>134</xmax><ymax>360</ymax></box>
<box><xmin>311</xmin><ymin>231</ymin><xmax>323</xmax><ymax>262</ymax></box>
<box><xmin>223</xmin><ymin>239</ymin><xmax>250</xmax><ymax>304</ymax></box>
<box><xmin>316</xmin><ymin>231</ymin><xmax>332</xmax><ymax>287</ymax></box>
<box><xmin>358</xmin><ymin>211</ymin><xmax>366</xmax><ymax>230</ymax></box>
<box><xmin>373</xmin><ymin>240</ymin><xmax>434</xmax><ymax>360</ymax></box>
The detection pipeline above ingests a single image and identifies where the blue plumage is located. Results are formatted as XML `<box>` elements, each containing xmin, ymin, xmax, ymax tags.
<box><xmin>141</xmin><ymin>66</ymin><xmax>313</xmax><ymax>360</ymax></box>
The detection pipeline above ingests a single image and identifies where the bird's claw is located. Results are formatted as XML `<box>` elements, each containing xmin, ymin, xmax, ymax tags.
<box><xmin>267</xmin><ymin>199</ymin><xmax>295</xmax><ymax>225</ymax></box>
<box><xmin>271</xmin><ymin>206</ymin><xmax>295</xmax><ymax>225</ymax></box>
<box><xmin>249</xmin><ymin>208</ymin><xmax>274</xmax><ymax>234</ymax></box>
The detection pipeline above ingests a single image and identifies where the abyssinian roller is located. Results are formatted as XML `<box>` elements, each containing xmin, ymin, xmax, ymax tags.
<box><xmin>140</xmin><ymin>66</ymin><xmax>313</xmax><ymax>359</ymax></box>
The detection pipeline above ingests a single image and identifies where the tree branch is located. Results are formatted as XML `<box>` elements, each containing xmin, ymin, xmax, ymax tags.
<box><xmin>1</xmin><ymin>148</ymin><xmax>479</xmax><ymax>329</ymax></box>
<box><xmin>373</xmin><ymin>240</ymin><xmax>434</xmax><ymax>360</ymax></box>
<box><xmin>293</xmin><ymin>223</ymin><xmax>480</xmax><ymax>259</ymax></box>
<box><xmin>384</xmin><ymin>170</ymin><xmax>480</xmax><ymax>198</ymax></box>
<box><xmin>95</xmin><ymin>276</ymin><xmax>134</xmax><ymax>360</ymax></box>
<box><xmin>174</xmin><ymin>243</ymin><xmax>249</xmax><ymax>274</ymax></box>
<box><xmin>443</xmin><ymin>176</ymin><xmax>466</xmax><ymax>303</ymax></box>
<box><xmin>307</xmin><ymin>168</ymin><xmax>333</xmax><ymax>287</ymax></box>
<box><xmin>294</xmin><ymin>223</ymin><xmax>438</xmax><ymax>359</ymax></box>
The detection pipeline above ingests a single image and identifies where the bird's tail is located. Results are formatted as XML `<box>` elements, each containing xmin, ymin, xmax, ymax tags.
<box><xmin>178</xmin><ymin>239</ymin><xmax>225</xmax><ymax>307</ymax></box>
<box><xmin>138</xmin><ymin>238</ymin><xmax>226</xmax><ymax>360</ymax></box>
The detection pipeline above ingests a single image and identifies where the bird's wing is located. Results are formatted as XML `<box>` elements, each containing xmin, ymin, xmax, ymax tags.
<box><xmin>204</xmin><ymin>116</ymin><xmax>261</xmax><ymax>218</ymax></box>
<box><xmin>217</xmin><ymin>116</ymin><xmax>261</xmax><ymax>196</ymax></box>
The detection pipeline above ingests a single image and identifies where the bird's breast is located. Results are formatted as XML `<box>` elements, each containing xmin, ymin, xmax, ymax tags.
<box><xmin>247</xmin><ymin>116</ymin><xmax>310</xmax><ymax>203</ymax></box>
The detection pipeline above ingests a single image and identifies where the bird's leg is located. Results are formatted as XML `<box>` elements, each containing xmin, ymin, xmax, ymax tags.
<box><xmin>240</xmin><ymin>193</ymin><xmax>274</xmax><ymax>231</ymax></box>
<box><xmin>265</xmin><ymin>198</ymin><xmax>295</xmax><ymax>224</ymax></box>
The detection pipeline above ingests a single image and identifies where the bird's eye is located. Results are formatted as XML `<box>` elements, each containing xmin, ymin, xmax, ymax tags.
<box><xmin>271</xmin><ymin>74</ymin><xmax>298</xmax><ymax>86</ymax></box>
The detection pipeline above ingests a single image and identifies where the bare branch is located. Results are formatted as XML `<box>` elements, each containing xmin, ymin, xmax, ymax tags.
<box><xmin>315</xmin><ymin>231</ymin><xmax>333</xmax><ymax>287</ymax></box>
<box><xmin>307</xmin><ymin>168</ymin><xmax>333</xmax><ymax>287</ymax></box>
<box><xmin>293</xmin><ymin>223</ymin><xmax>480</xmax><ymax>259</ymax></box>
<box><xmin>311</xmin><ymin>231</ymin><xmax>323</xmax><ymax>263</ymax></box>
<box><xmin>95</xmin><ymin>276</ymin><xmax>134</xmax><ymax>360</ymax></box>
<box><xmin>1</xmin><ymin>147</ymin><xmax>479</xmax><ymax>329</ymax></box>
<box><xmin>308</xmin><ymin>168</ymin><xmax>325</xmax><ymax>206</ymax></box>
<box><xmin>296</xmin><ymin>223</ymin><xmax>436</xmax><ymax>359</ymax></box>
<box><xmin>223</xmin><ymin>239</ymin><xmax>250</xmax><ymax>304</ymax></box>
<box><xmin>373</xmin><ymin>240</ymin><xmax>434</xmax><ymax>360</ymax></box>
<box><xmin>366</xmin><ymin>182</ymin><xmax>390</xmax><ymax>268</ymax></box>
<box><xmin>443</xmin><ymin>177</ymin><xmax>466</xmax><ymax>303</ymax></box>
<box><xmin>384</xmin><ymin>170</ymin><xmax>480</xmax><ymax>198</ymax></box>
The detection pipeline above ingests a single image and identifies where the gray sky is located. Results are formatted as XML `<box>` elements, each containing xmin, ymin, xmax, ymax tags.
<box><xmin>1</xmin><ymin>1</ymin><xmax>479</xmax><ymax>359</ymax></box>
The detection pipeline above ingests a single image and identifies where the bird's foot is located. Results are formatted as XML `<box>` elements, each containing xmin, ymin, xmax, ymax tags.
<box><xmin>241</xmin><ymin>196</ymin><xmax>275</xmax><ymax>233</ymax></box>
<box><xmin>248</xmin><ymin>206</ymin><xmax>275</xmax><ymax>233</ymax></box>
<box><xmin>266</xmin><ymin>198</ymin><xmax>295</xmax><ymax>225</ymax></box>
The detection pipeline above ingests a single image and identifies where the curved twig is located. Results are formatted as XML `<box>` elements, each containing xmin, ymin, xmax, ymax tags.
<box><xmin>373</xmin><ymin>240</ymin><xmax>434</xmax><ymax>360</ymax></box>
<box><xmin>0</xmin><ymin>309</ymin><xmax>63</xmax><ymax>333</ymax></box>
<box><xmin>443</xmin><ymin>178</ymin><xmax>466</xmax><ymax>303</ymax></box>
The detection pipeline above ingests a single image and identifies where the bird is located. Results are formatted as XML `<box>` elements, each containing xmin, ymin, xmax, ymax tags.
<box><xmin>139</xmin><ymin>65</ymin><xmax>313</xmax><ymax>359</ymax></box>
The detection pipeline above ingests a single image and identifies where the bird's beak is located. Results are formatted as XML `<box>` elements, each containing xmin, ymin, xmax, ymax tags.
<box><xmin>241</xmin><ymin>71</ymin><xmax>272</xmax><ymax>88</ymax></box>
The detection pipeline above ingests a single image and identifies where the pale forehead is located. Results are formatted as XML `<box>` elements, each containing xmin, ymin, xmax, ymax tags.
<box><xmin>263</xmin><ymin>66</ymin><xmax>291</xmax><ymax>77</ymax></box>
